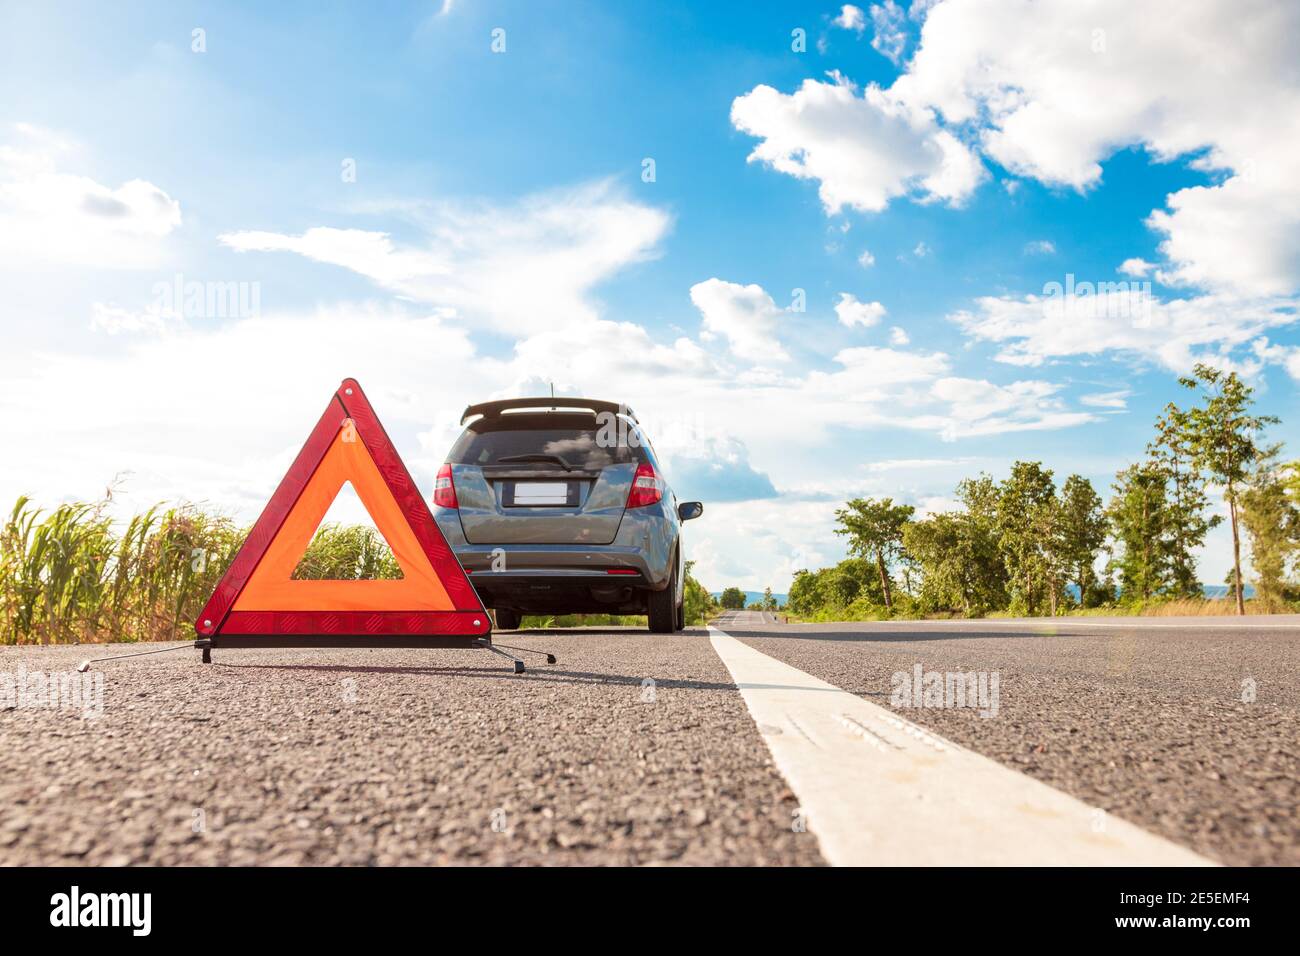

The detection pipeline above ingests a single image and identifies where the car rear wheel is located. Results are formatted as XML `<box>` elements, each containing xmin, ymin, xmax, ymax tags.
<box><xmin>647</xmin><ymin>562</ymin><xmax>677</xmax><ymax>634</ymax></box>
<box><xmin>674</xmin><ymin>597</ymin><xmax>685</xmax><ymax>631</ymax></box>
<box><xmin>494</xmin><ymin>608</ymin><xmax>522</xmax><ymax>630</ymax></box>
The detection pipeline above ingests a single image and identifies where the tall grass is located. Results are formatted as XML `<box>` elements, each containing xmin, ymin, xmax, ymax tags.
<box><xmin>519</xmin><ymin>613</ymin><xmax>646</xmax><ymax>629</ymax></box>
<box><xmin>1079</xmin><ymin>598</ymin><xmax>1289</xmax><ymax>617</ymax></box>
<box><xmin>1</xmin><ymin>496</ymin><xmax>247</xmax><ymax>645</ymax></box>
<box><xmin>292</xmin><ymin>524</ymin><xmax>401</xmax><ymax>581</ymax></box>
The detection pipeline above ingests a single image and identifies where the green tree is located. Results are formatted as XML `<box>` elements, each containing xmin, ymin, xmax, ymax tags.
<box><xmin>957</xmin><ymin>474</ymin><xmax>1010</xmax><ymax>608</ymax></box>
<box><xmin>786</xmin><ymin>569</ymin><xmax>819</xmax><ymax>615</ymax></box>
<box><xmin>784</xmin><ymin>559</ymin><xmax>883</xmax><ymax>616</ymax></box>
<box><xmin>1057</xmin><ymin>475</ymin><xmax>1106</xmax><ymax>607</ymax></box>
<box><xmin>833</xmin><ymin>497</ymin><xmax>915</xmax><ymax>612</ymax></box>
<box><xmin>957</xmin><ymin>473</ymin><xmax>1001</xmax><ymax>522</ymax></box>
<box><xmin>822</xmin><ymin>558</ymin><xmax>875</xmax><ymax>607</ymax></box>
<box><xmin>1150</xmin><ymin>404</ymin><xmax>1220</xmax><ymax>597</ymax></box>
<box><xmin>995</xmin><ymin>462</ymin><xmax>1061</xmax><ymax>615</ymax></box>
<box><xmin>1287</xmin><ymin>461</ymin><xmax>1300</xmax><ymax>580</ymax></box>
<box><xmin>902</xmin><ymin>513</ymin><xmax>966</xmax><ymax>614</ymax></box>
<box><xmin>903</xmin><ymin>511</ymin><xmax>1005</xmax><ymax>616</ymax></box>
<box><xmin>682</xmin><ymin>560</ymin><xmax>716</xmax><ymax>625</ymax></box>
<box><xmin>718</xmin><ymin>586</ymin><xmax>746</xmax><ymax>610</ymax></box>
<box><xmin>1174</xmin><ymin>364</ymin><xmax>1279</xmax><ymax>614</ymax></box>
<box><xmin>760</xmin><ymin>586</ymin><xmax>777</xmax><ymax>611</ymax></box>
<box><xmin>1107</xmin><ymin>462</ymin><xmax>1170</xmax><ymax>603</ymax></box>
<box><xmin>1240</xmin><ymin>449</ymin><xmax>1298</xmax><ymax>609</ymax></box>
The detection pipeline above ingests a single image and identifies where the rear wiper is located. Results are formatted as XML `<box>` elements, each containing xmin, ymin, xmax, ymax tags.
<box><xmin>496</xmin><ymin>453</ymin><xmax>574</xmax><ymax>472</ymax></box>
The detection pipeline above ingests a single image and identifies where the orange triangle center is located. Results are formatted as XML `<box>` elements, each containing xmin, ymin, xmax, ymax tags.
<box><xmin>233</xmin><ymin>427</ymin><xmax>454</xmax><ymax>612</ymax></box>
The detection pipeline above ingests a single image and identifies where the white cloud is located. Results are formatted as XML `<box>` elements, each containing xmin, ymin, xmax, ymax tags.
<box><xmin>926</xmin><ymin>377</ymin><xmax>1095</xmax><ymax>439</ymax></box>
<box><xmin>735</xmin><ymin>1</ymin><xmax>1300</xmax><ymax>299</ymax></box>
<box><xmin>0</xmin><ymin>303</ymin><xmax>479</xmax><ymax>516</ymax></box>
<box><xmin>912</xmin><ymin>240</ymin><xmax>930</xmax><ymax>257</ymax></box>
<box><xmin>908</xmin><ymin>0</ymin><xmax>942</xmax><ymax>22</ymax></box>
<box><xmin>1080</xmin><ymin>389</ymin><xmax>1130</xmax><ymax>409</ymax></box>
<box><xmin>220</xmin><ymin>180</ymin><xmax>671</xmax><ymax>334</ymax></box>
<box><xmin>869</xmin><ymin>1</ymin><xmax>909</xmax><ymax>64</ymax></box>
<box><xmin>1118</xmin><ymin>257</ymin><xmax>1153</xmax><ymax>277</ymax></box>
<box><xmin>893</xmin><ymin>0</ymin><xmax>1300</xmax><ymax>297</ymax></box>
<box><xmin>865</xmin><ymin>457</ymin><xmax>969</xmax><ymax>472</ymax></box>
<box><xmin>513</xmin><ymin>293</ymin><xmax>1089</xmax><ymax>454</ymax></box>
<box><xmin>0</xmin><ymin>124</ymin><xmax>181</xmax><ymax>268</ymax></box>
<box><xmin>730</xmin><ymin>76</ymin><xmax>984</xmax><ymax>214</ymax></box>
<box><xmin>857</xmin><ymin>248</ymin><xmax>875</xmax><ymax>267</ymax></box>
<box><xmin>834</xmin><ymin>292</ymin><xmax>886</xmax><ymax>328</ymax></box>
<box><xmin>668</xmin><ymin>435</ymin><xmax>779</xmax><ymax>502</ymax></box>
<box><xmin>687</xmin><ymin>498</ymin><xmax>845</xmax><ymax>592</ymax></box>
<box><xmin>889</xmin><ymin>325</ymin><xmax>910</xmax><ymax>345</ymax></box>
<box><xmin>1250</xmin><ymin>340</ymin><xmax>1300</xmax><ymax>384</ymax></box>
<box><xmin>221</xmin><ymin>227</ymin><xmax>434</xmax><ymax>285</ymax></box>
<box><xmin>950</xmin><ymin>289</ymin><xmax>1297</xmax><ymax>373</ymax></box>
<box><xmin>831</xmin><ymin>344</ymin><xmax>948</xmax><ymax>384</ymax></box>
<box><xmin>668</xmin><ymin>288</ymin><xmax>1094</xmax><ymax>449</ymax></box>
<box><xmin>497</xmin><ymin>281</ymin><xmax>1095</xmax><ymax>450</ymax></box>
<box><xmin>1024</xmin><ymin>239</ymin><xmax>1055</xmax><ymax>255</ymax></box>
<box><xmin>689</xmin><ymin>277</ymin><xmax>790</xmax><ymax>362</ymax></box>
<box><xmin>833</xmin><ymin>4</ymin><xmax>867</xmax><ymax>33</ymax></box>
<box><xmin>1147</xmin><ymin>173</ymin><xmax>1300</xmax><ymax>296</ymax></box>
<box><xmin>510</xmin><ymin>317</ymin><xmax>716</xmax><ymax>384</ymax></box>
<box><xmin>90</xmin><ymin>301</ymin><xmax>179</xmax><ymax>336</ymax></box>
<box><xmin>787</xmin><ymin>350</ymin><xmax>1096</xmax><ymax>441</ymax></box>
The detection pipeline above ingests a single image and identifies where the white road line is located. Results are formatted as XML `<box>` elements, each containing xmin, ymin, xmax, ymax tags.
<box><xmin>708</xmin><ymin>626</ymin><xmax>1215</xmax><ymax>867</ymax></box>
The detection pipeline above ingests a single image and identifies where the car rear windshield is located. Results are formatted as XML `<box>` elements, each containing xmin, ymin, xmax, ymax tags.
<box><xmin>447</xmin><ymin>415</ymin><xmax>642</xmax><ymax>469</ymax></box>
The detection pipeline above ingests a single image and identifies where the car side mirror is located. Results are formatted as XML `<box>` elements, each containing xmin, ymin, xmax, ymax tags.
<box><xmin>678</xmin><ymin>501</ymin><xmax>703</xmax><ymax>522</ymax></box>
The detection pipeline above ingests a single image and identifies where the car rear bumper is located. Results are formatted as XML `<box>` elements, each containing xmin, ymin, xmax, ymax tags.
<box><xmin>461</xmin><ymin>565</ymin><xmax>652</xmax><ymax>616</ymax></box>
<box><xmin>435</xmin><ymin>506</ymin><xmax>674</xmax><ymax>581</ymax></box>
<box><xmin>453</xmin><ymin>543</ymin><xmax>652</xmax><ymax>576</ymax></box>
<box><xmin>434</xmin><ymin>504</ymin><xmax>678</xmax><ymax>615</ymax></box>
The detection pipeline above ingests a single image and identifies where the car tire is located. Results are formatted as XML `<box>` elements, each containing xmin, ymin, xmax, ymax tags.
<box><xmin>494</xmin><ymin>608</ymin><xmax>522</xmax><ymax>630</ymax></box>
<box><xmin>674</xmin><ymin>597</ymin><xmax>685</xmax><ymax>631</ymax></box>
<box><xmin>647</xmin><ymin>562</ymin><xmax>677</xmax><ymax>634</ymax></box>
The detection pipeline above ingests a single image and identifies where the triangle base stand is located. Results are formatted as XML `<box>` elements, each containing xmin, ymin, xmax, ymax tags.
<box><xmin>474</xmin><ymin>639</ymin><xmax>560</xmax><ymax>674</ymax></box>
<box><xmin>195</xmin><ymin>635</ymin><xmax>555</xmax><ymax>675</ymax></box>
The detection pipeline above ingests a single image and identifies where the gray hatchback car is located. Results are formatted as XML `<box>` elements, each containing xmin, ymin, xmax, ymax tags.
<box><xmin>432</xmin><ymin>397</ymin><xmax>703</xmax><ymax>632</ymax></box>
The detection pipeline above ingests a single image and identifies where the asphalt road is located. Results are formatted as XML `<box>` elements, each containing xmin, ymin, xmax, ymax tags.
<box><xmin>719</xmin><ymin>610</ymin><xmax>1300</xmax><ymax>866</ymax></box>
<box><xmin>0</xmin><ymin>630</ymin><xmax>817</xmax><ymax>866</ymax></box>
<box><xmin>1</xmin><ymin>612</ymin><xmax>1295</xmax><ymax>866</ymax></box>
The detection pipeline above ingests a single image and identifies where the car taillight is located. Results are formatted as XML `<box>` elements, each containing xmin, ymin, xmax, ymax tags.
<box><xmin>433</xmin><ymin>462</ymin><xmax>458</xmax><ymax>509</ymax></box>
<box><xmin>626</xmin><ymin>461</ymin><xmax>662</xmax><ymax>508</ymax></box>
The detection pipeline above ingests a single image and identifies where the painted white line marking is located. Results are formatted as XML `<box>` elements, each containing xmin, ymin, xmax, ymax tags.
<box><xmin>709</xmin><ymin>626</ymin><xmax>1215</xmax><ymax>867</ymax></box>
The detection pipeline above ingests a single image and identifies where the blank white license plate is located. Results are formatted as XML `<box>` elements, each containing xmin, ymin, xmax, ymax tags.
<box><xmin>514</xmin><ymin>482</ymin><xmax>569</xmax><ymax>505</ymax></box>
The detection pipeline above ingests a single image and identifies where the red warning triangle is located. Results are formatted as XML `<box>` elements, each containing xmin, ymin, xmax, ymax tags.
<box><xmin>196</xmin><ymin>378</ymin><xmax>490</xmax><ymax>646</ymax></box>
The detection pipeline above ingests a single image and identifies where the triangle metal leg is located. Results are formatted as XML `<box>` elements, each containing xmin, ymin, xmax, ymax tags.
<box><xmin>475</xmin><ymin>639</ymin><xmax>527</xmax><ymax>673</ymax></box>
<box><xmin>490</xmin><ymin>642</ymin><xmax>557</xmax><ymax>665</ymax></box>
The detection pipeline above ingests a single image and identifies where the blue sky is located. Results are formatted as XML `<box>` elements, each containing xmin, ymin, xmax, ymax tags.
<box><xmin>2</xmin><ymin>0</ymin><xmax>1298</xmax><ymax>591</ymax></box>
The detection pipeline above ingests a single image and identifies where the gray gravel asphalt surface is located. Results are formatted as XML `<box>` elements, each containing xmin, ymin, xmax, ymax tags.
<box><xmin>0</xmin><ymin>630</ymin><xmax>821</xmax><ymax>866</ymax></box>
<box><xmin>4</xmin><ymin>614</ymin><xmax>1296</xmax><ymax>866</ymax></box>
<box><xmin>719</xmin><ymin>611</ymin><xmax>1300</xmax><ymax>866</ymax></box>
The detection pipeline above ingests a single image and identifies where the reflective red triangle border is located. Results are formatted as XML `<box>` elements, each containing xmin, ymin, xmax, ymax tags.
<box><xmin>195</xmin><ymin>378</ymin><xmax>490</xmax><ymax>646</ymax></box>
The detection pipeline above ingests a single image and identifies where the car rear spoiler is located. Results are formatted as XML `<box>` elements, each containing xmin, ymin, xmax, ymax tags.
<box><xmin>460</xmin><ymin>397</ymin><xmax>638</xmax><ymax>425</ymax></box>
